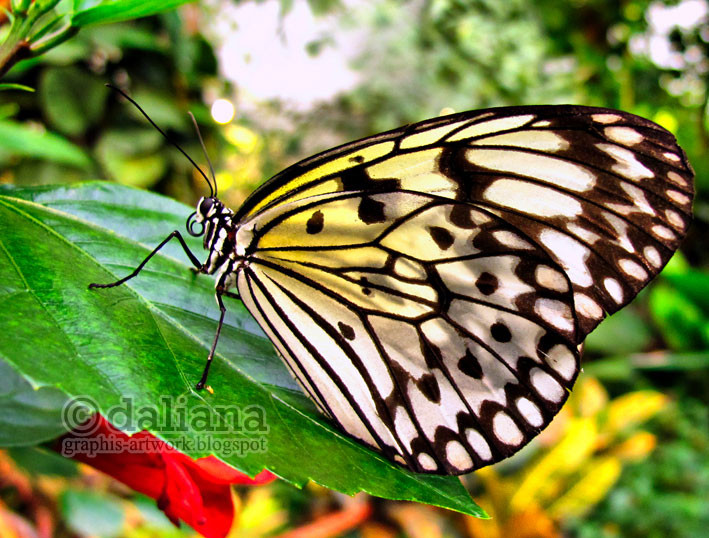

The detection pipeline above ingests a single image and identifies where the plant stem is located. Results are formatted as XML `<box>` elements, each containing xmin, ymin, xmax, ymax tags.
<box><xmin>0</xmin><ymin>14</ymin><xmax>33</xmax><ymax>78</ymax></box>
<box><xmin>30</xmin><ymin>23</ymin><xmax>77</xmax><ymax>56</ymax></box>
<box><xmin>0</xmin><ymin>0</ymin><xmax>73</xmax><ymax>79</ymax></box>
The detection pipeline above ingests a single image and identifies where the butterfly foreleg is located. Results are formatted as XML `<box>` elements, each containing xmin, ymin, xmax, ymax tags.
<box><xmin>88</xmin><ymin>230</ymin><xmax>203</xmax><ymax>290</ymax></box>
<box><xmin>195</xmin><ymin>286</ymin><xmax>228</xmax><ymax>390</ymax></box>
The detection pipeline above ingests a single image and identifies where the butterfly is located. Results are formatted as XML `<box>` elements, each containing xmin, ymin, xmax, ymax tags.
<box><xmin>91</xmin><ymin>94</ymin><xmax>694</xmax><ymax>475</ymax></box>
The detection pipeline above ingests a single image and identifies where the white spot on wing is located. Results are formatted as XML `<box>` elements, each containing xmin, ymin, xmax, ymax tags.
<box><xmin>448</xmin><ymin>115</ymin><xmax>535</xmax><ymax>141</ymax></box>
<box><xmin>535</xmin><ymin>265</ymin><xmax>569</xmax><ymax>293</ymax></box>
<box><xmin>667</xmin><ymin>171</ymin><xmax>688</xmax><ymax>187</ymax></box>
<box><xmin>592</xmin><ymin>114</ymin><xmax>622</xmax><ymax>124</ymax></box>
<box><xmin>466</xmin><ymin>149</ymin><xmax>598</xmax><ymax>191</ymax></box>
<box><xmin>466</xmin><ymin>428</ymin><xmax>492</xmax><ymax>460</ymax></box>
<box><xmin>604</xmin><ymin>126</ymin><xmax>644</xmax><ymax>145</ymax></box>
<box><xmin>574</xmin><ymin>293</ymin><xmax>604</xmax><ymax>320</ymax></box>
<box><xmin>603</xmin><ymin>212</ymin><xmax>636</xmax><ymax>253</ymax></box>
<box><xmin>470</xmin><ymin>209</ymin><xmax>492</xmax><ymax>224</ymax></box>
<box><xmin>620</xmin><ymin>183</ymin><xmax>656</xmax><ymax>216</ymax></box>
<box><xmin>597</xmin><ymin>143</ymin><xmax>654</xmax><ymax>180</ymax></box>
<box><xmin>566</xmin><ymin>222</ymin><xmax>602</xmax><ymax>244</ymax></box>
<box><xmin>370</xmin><ymin>317</ymin><xmax>428</xmax><ymax>378</ymax></box>
<box><xmin>492</xmin><ymin>230</ymin><xmax>534</xmax><ymax>250</ymax></box>
<box><xmin>664</xmin><ymin>152</ymin><xmax>681</xmax><ymax>162</ymax></box>
<box><xmin>417</xmin><ymin>453</ymin><xmax>438</xmax><ymax>471</ymax></box>
<box><xmin>530</xmin><ymin>367</ymin><xmax>565</xmax><ymax>402</ymax></box>
<box><xmin>539</xmin><ymin>229</ymin><xmax>593</xmax><ymax>287</ymax></box>
<box><xmin>545</xmin><ymin>344</ymin><xmax>577</xmax><ymax>380</ymax></box>
<box><xmin>484</xmin><ymin>179</ymin><xmax>583</xmax><ymax>217</ymax></box>
<box><xmin>516</xmin><ymin>397</ymin><xmax>543</xmax><ymax>427</ymax></box>
<box><xmin>665</xmin><ymin>209</ymin><xmax>684</xmax><ymax>228</ymax></box>
<box><xmin>493</xmin><ymin>411</ymin><xmax>524</xmax><ymax>445</ymax></box>
<box><xmin>445</xmin><ymin>440</ymin><xmax>473</xmax><ymax>471</ymax></box>
<box><xmin>666</xmin><ymin>189</ymin><xmax>691</xmax><ymax>205</ymax></box>
<box><xmin>644</xmin><ymin>245</ymin><xmax>662</xmax><ymax>268</ymax></box>
<box><xmin>619</xmin><ymin>258</ymin><xmax>649</xmax><ymax>281</ymax></box>
<box><xmin>400</xmin><ymin>121</ymin><xmax>470</xmax><ymax>149</ymax></box>
<box><xmin>472</xmin><ymin>130</ymin><xmax>569</xmax><ymax>152</ymax></box>
<box><xmin>604</xmin><ymin>277</ymin><xmax>624</xmax><ymax>303</ymax></box>
<box><xmin>534</xmin><ymin>298</ymin><xmax>574</xmax><ymax>332</ymax></box>
<box><xmin>652</xmin><ymin>224</ymin><xmax>676</xmax><ymax>240</ymax></box>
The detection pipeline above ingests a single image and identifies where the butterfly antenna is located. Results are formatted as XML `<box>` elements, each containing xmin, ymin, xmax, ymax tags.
<box><xmin>105</xmin><ymin>84</ymin><xmax>215</xmax><ymax>197</ymax></box>
<box><xmin>189</xmin><ymin>111</ymin><xmax>218</xmax><ymax>198</ymax></box>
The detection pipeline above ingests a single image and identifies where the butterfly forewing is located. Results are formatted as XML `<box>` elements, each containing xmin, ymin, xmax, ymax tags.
<box><xmin>233</xmin><ymin>105</ymin><xmax>693</xmax><ymax>474</ymax></box>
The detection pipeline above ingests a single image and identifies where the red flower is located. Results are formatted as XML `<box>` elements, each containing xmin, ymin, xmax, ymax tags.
<box><xmin>56</xmin><ymin>415</ymin><xmax>276</xmax><ymax>538</ymax></box>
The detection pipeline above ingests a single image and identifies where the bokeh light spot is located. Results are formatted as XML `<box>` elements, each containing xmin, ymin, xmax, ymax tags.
<box><xmin>211</xmin><ymin>99</ymin><xmax>235</xmax><ymax>124</ymax></box>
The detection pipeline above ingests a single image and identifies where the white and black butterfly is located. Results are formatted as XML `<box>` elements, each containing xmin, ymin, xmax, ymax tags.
<box><xmin>91</xmin><ymin>97</ymin><xmax>694</xmax><ymax>475</ymax></box>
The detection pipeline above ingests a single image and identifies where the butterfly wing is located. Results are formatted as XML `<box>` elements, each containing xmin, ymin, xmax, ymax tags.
<box><xmin>234</xmin><ymin>106</ymin><xmax>693</xmax><ymax>473</ymax></box>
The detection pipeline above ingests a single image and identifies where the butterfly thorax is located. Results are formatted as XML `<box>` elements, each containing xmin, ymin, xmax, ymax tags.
<box><xmin>192</xmin><ymin>197</ymin><xmax>240</xmax><ymax>277</ymax></box>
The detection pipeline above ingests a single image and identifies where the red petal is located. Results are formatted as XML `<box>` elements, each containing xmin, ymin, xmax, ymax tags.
<box><xmin>195</xmin><ymin>456</ymin><xmax>277</xmax><ymax>485</ymax></box>
<box><xmin>55</xmin><ymin>415</ymin><xmax>274</xmax><ymax>538</ymax></box>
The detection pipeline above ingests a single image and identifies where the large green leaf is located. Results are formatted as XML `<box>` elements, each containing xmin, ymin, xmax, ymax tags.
<box><xmin>39</xmin><ymin>66</ymin><xmax>110</xmax><ymax>137</ymax></box>
<box><xmin>0</xmin><ymin>182</ymin><xmax>486</xmax><ymax>518</ymax></box>
<box><xmin>0</xmin><ymin>359</ymin><xmax>71</xmax><ymax>446</ymax></box>
<box><xmin>0</xmin><ymin>120</ymin><xmax>90</xmax><ymax>168</ymax></box>
<box><xmin>71</xmin><ymin>0</ymin><xmax>196</xmax><ymax>27</ymax></box>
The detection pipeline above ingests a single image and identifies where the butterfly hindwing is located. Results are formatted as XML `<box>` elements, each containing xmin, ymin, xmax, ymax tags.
<box><xmin>238</xmin><ymin>192</ymin><xmax>579</xmax><ymax>473</ymax></box>
<box><xmin>233</xmin><ymin>105</ymin><xmax>693</xmax><ymax>474</ymax></box>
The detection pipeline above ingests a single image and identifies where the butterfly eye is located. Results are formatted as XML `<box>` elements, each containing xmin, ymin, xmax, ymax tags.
<box><xmin>199</xmin><ymin>197</ymin><xmax>214</xmax><ymax>216</ymax></box>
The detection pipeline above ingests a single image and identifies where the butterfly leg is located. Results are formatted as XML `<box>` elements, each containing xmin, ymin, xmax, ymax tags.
<box><xmin>195</xmin><ymin>288</ymin><xmax>228</xmax><ymax>390</ymax></box>
<box><xmin>88</xmin><ymin>230</ymin><xmax>202</xmax><ymax>289</ymax></box>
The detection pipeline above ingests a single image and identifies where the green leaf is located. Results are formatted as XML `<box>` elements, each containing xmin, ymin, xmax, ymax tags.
<box><xmin>649</xmin><ymin>284</ymin><xmax>707</xmax><ymax>350</ymax></box>
<box><xmin>39</xmin><ymin>66</ymin><xmax>109</xmax><ymax>137</ymax></box>
<box><xmin>0</xmin><ymin>120</ymin><xmax>90</xmax><ymax>168</ymax></box>
<box><xmin>0</xmin><ymin>83</ymin><xmax>35</xmax><ymax>92</ymax></box>
<box><xmin>0</xmin><ymin>359</ymin><xmax>71</xmax><ymax>446</ymax></box>
<box><xmin>584</xmin><ymin>307</ymin><xmax>652</xmax><ymax>356</ymax></box>
<box><xmin>664</xmin><ymin>269</ymin><xmax>709</xmax><ymax>314</ymax></box>
<box><xmin>0</xmin><ymin>182</ymin><xmax>486</xmax><ymax>518</ymax></box>
<box><xmin>9</xmin><ymin>446</ymin><xmax>79</xmax><ymax>477</ymax></box>
<box><xmin>584</xmin><ymin>352</ymin><xmax>709</xmax><ymax>381</ymax></box>
<box><xmin>61</xmin><ymin>489</ymin><xmax>126</xmax><ymax>538</ymax></box>
<box><xmin>71</xmin><ymin>0</ymin><xmax>196</xmax><ymax>28</ymax></box>
<box><xmin>95</xmin><ymin>128</ymin><xmax>168</xmax><ymax>187</ymax></box>
<box><xmin>125</xmin><ymin>88</ymin><xmax>189</xmax><ymax>131</ymax></box>
<box><xmin>132</xmin><ymin>495</ymin><xmax>176</xmax><ymax>530</ymax></box>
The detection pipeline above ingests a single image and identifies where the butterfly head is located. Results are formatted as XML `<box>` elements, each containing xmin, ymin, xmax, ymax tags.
<box><xmin>187</xmin><ymin>196</ymin><xmax>238</xmax><ymax>275</ymax></box>
<box><xmin>187</xmin><ymin>194</ymin><xmax>217</xmax><ymax>229</ymax></box>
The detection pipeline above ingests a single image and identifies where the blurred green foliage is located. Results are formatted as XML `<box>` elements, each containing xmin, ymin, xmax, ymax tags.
<box><xmin>0</xmin><ymin>0</ymin><xmax>708</xmax><ymax>536</ymax></box>
<box><xmin>567</xmin><ymin>398</ymin><xmax>709</xmax><ymax>538</ymax></box>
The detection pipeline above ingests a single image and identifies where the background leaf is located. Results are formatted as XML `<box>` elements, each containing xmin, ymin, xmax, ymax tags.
<box><xmin>0</xmin><ymin>83</ymin><xmax>35</xmax><ymax>92</ymax></box>
<box><xmin>39</xmin><ymin>66</ymin><xmax>109</xmax><ymax>137</ymax></box>
<box><xmin>0</xmin><ymin>120</ymin><xmax>90</xmax><ymax>168</ymax></box>
<box><xmin>71</xmin><ymin>0</ymin><xmax>197</xmax><ymax>28</ymax></box>
<box><xmin>0</xmin><ymin>359</ymin><xmax>71</xmax><ymax>446</ymax></box>
<box><xmin>60</xmin><ymin>489</ymin><xmax>126</xmax><ymax>538</ymax></box>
